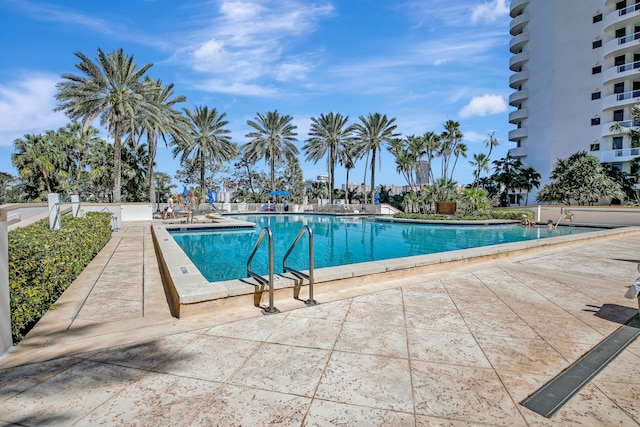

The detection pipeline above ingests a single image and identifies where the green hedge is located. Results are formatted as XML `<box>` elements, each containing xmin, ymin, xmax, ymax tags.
<box><xmin>8</xmin><ymin>212</ymin><xmax>112</xmax><ymax>343</ymax></box>
<box><xmin>393</xmin><ymin>209</ymin><xmax>532</xmax><ymax>221</ymax></box>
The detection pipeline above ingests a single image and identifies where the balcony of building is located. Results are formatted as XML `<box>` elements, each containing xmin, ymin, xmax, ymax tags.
<box><xmin>510</xmin><ymin>0</ymin><xmax>529</xmax><ymax>18</ymax></box>
<box><xmin>602</xmin><ymin>59</ymin><xmax>640</xmax><ymax>85</ymax></box>
<box><xmin>508</xmin><ymin>146</ymin><xmax>528</xmax><ymax>158</ymax></box>
<box><xmin>597</xmin><ymin>147</ymin><xmax>640</xmax><ymax>163</ymax></box>
<box><xmin>509</xmin><ymin>51</ymin><xmax>529</xmax><ymax>72</ymax></box>
<box><xmin>509</xmin><ymin>89</ymin><xmax>528</xmax><ymax>107</ymax></box>
<box><xmin>508</xmin><ymin>127</ymin><xmax>528</xmax><ymax>141</ymax></box>
<box><xmin>601</xmin><ymin>119</ymin><xmax>640</xmax><ymax>137</ymax></box>
<box><xmin>604</xmin><ymin>3</ymin><xmax>640</xmax><ymax>32</ymax></box>
<box><xmin>602</xmin><ymin>89</ymin><xmax>640</xmax><ymax>110</ymax></box>
<box><xmin>603</xmin><ymin>31</ymin><xmax>640</xmax><ymax>59</ymax></box>
<box><xmin>509</xmin><ymin>70</ymin><xmax>528</xmax><ymax>89</ymax></box>
<box><xmin>509</xmin><ymin>108</ymin><xmax>528</xmax><ymax>124</ymax></box>
<box><xmin>510</xmin><ymin>12</ymin><xmax>529</xmax><ymax>36</ymax></box>
<box><xmin>509</xmin><ymin>31</ymin><xmax>529</xmax><ymax>54</ymax></box>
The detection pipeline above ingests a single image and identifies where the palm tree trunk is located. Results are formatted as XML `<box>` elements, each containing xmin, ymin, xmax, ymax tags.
<box><xmin>370</xmin><ymin>148</ymin><xmax>376</xmax><ymax>204</ymax></box>
<box><xmin>345</xmin><ymin>168</ymin><xmax>350</xmax><ymax>204</ymax></box>
<box><xmin>148</xmin><ymin>135</ymin><xmax>156</xmax><ymax>204</ymax></box>
<box><xmin>329</xmin><ymin>152</ymin><xmax>334</xmax><ymax>204</ymax></box>
<box><xmin>200</xmin><ymin>151</ymin><xmax>205</xmax><ymax>203</ymax></box>
<box><xmin>270</xmin><ymin>157</ymin><xmax>275</xmax><ymax>192</ymax></box>
<box><xmin>113</xmin><ymin>121</ymin><xmax>123</xmax><ymax>203</ymax></box>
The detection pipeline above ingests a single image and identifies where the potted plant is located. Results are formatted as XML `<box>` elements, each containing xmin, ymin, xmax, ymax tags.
<box><xmin>433</xmin><ymin>178</ymin><xmax>457</xmax><ymax>215</ymax></box>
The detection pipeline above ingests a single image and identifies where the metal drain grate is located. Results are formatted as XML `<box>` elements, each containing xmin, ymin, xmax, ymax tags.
<box><xmin>521</xmin><ymin>315</ymin><xmax>640</xmax><ymax>418</ymax></box>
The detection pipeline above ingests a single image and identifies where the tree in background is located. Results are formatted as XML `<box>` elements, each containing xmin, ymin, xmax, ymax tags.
<box><xmin>0</xmin><ymin>172</ymin><xmax>20</xmax><ymax>204</ymax></box>
<box><xmin>491</xmin><ymin>153</ymin><xmax>524</xmax><ymax>206</ymax></box>
<box><xmin>338</xmin><ymin>141</ymin><xmax>358</xmax><ymax>204</ymax></box>
<box><xmin>172</xmin><ymin>106</ymin><xmax>237</xmax><ymax>202</ymax></box>
<box><xmin>279</xmin><ymin>157</ymin><xmax>305</xmax><ymax>203</ymax></box>
<box><xmin>469</xmin><ymin>153</ymin><xmax>490</xmax><ymax>188</ymax></box>
<box><xmin>56</xmin><ymin>48</ymin><xmax>161</xmax><ymax>202</ymax></box>
<box><xmin>353</xmin><ymin>113</ymin><xmax>400</xmax><ymax>203</ymax></box>
<box><xmin>537</xmin><ymin>151</ymin><xmax>625</xmax><ymax>205</ymax></box>
<box><xmin>304</xmin><ymin>112</ymin><xmax>355</xmax><ymax>204</ymax></box>
<box><xmin>439</xmin><ymin>120</ymin><xmax>464</xmax><ymax>183</ymax></box>
<box><xmin>133</xmin><ymin>77</ymin><xmax>189</xmax><ymax>205</ymax></box>
<box><xmin>244</xmin><ymin>110</ymin><xmax>298</xmax><ymax>192</ymax></box>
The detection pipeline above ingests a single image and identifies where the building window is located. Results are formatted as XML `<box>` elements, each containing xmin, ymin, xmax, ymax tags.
<box><xmin>616</xmin><ymin>28</ymin><xmax>627</xmax><ymax>39</ymax></box>
<box><xmin>591</xmin><ymin>117</ymin><xmax>601</xmax><ymax>125</ymax></box>
<box><xmin>590</xmin><ymin>143</ymin><xmax>600</xmax><ymax>151</ymax></box>
<box><xmin>613</xmin><ymin>136</ymin><xmax>623</xmax><ymax>150</ymax></box>
<box><xmin>617</xmin><ymin>1</ymin><xmax>627</xmax><ymax>11</ymax></box>
<box><xmin>592</xmin><ymin>91</ymin><xmax>601</xmax><ymax>100</ymax></box>
<box><xmin>612</xmin><ymin>162</ymin><xmax>623</xmax><ymax>170</ymax></box>
<box><xmin>593</xmin><ymin>13</ymin><xmax>603</xmax><ymax>23</ymax></box>
<box><xmin>592</xmin><ymin>65</ymin><xmax>602</xmax><ymax>74</ymax></box>
<box><xmin>614</xmin><ymin>109</ymin><xmax>624</xmax><ymax>121</ymax></box>
<box><xmin>615</xmin><ymin>55</ymin><xmax>626</xmax><ymax>66</ymax></box>
<box><xmin>615</xmin><ymin>82</ymin><xmax>625</xmax><ymax>93</ymax></box>
<box><xmin>593</xmin><ymin>40</ymin><xmax>602</xmax><ymax>49</ymax></box>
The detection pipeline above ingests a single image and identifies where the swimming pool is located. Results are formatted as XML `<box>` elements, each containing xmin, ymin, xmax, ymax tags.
<box><xmin>169</xmin><ymin>214</ymin><xmax>602</xmax><ymax>283</ymax></box>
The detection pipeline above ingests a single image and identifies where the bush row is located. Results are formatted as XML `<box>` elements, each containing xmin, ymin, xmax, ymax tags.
<box><xmin>393</xmin><ymin>209</ymin><xmax>533</xmax><ymax>221</ymax></box>
<box><xmin>8</xmin><ymin>212</ymin><xmax>112</xmax><ymax>343</ymax></box>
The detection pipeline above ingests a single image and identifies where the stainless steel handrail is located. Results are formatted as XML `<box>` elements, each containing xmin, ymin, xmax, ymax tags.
<box><xmin>247</xmin><ymin>227</ymin><xmax>278</xmax><ymax>314</ymax></box>
<box><xmin>283</xmin><ymin>225</ymin><xmax>318</xmax><ymax>306</ymax></box>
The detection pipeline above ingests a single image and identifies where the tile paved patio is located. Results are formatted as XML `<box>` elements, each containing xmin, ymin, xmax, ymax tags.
<box><xmin>1</xmin><ymin>222</ymin><xmax>640</xmax><ymax>426</ymax></box>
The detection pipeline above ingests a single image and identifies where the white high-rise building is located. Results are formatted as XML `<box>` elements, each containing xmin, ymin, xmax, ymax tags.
<box><xmin>508</xmin><ymin>0</ymin><xmax>640</xmax><ymax>202</ymax></box>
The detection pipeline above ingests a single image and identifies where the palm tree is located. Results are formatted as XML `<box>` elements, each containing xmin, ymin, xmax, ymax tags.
<box><xmin>244</xmin><ymin>111</ymin><xmax>298</xmax><ymax>192</ymax></box>
<box><xmin>303</xmin><ymin>112</ymin><xmax>356</xmax><ymax>204</ymax></box>
<box><xmin>133</xmin><ymin>77</ymin><xmax>189</xmax><ymax>204</ymax></box>
<box><xmin>173</xmin><ymin>106</ymin><xmax>238</xmax><ymax>202</ymax></box>
<box><xmin>339</xmin><ymin>140</ymin><xmax>358</xmax><ymax>204</ymax></box>
<box><xmin>12</xmin><ymin>133</ymin><xmax>62</xmax><ymax>197</ymax></box>
<box><xmin>440</xmin><ymin>120</ymin><xmax>464</xmax><ymax>182</ymax></box>
<box><xmin>450</xmin><ymin>142</ymin><xmax>468</xmax><ymax>182</ymax></box>
<box><xmin>353</xmin><ymin>113</ymin><xmax>400</xmax><ymax>203</ymax></box>
<box><xmin>484</xmin><ymin>131</ymin><xmax>499</xmax><ymax>160</ymax></box>
<box><xmin>469</xmin><ymin>153</ymin><xmax>490</xmax><ymax>187</ymax></box>
<box><xmin>55</xmin><ymin>48</ymin><xmax>160</xmax><ymax>202</ymax></box>
<box><xmin>422</xmin><ymin>131</ymin><xmax>441</xmax><ymax>185</ymax></box>
<box><xmin>520</xmin><ymin>166</ymin><xmax>541</xmax><ymax>205</ymax></box>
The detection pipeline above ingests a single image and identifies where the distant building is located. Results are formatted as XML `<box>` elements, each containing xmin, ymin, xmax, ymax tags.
<box><xmin>416</xmin><ymin>161</ymin><xmax>430</xmax><ymax>185</ymax></box>
<box><xmin>508</xmin><ymin>0</ymin><xmax>640</xmax><ymax>202</ymax></box>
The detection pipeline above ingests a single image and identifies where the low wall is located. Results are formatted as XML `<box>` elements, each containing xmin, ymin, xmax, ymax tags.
<box><xmin>527</xmin><ymin>206</ymin><xmax>640</xmax><ymax>227</ymax></box>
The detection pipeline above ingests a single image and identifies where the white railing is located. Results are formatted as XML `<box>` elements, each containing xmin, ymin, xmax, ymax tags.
<box><xmin>619</xmin><ymin>3</ymin><xmax>640</xmax><ymax>16</ymax></box>
<box><xmin>618</xmin><ymin>31</ymin><xmax>640</xmax><ymax>44</ymax></box>
<box><xmin>616</xmin><ymin>89</ymin><xmax>640</xmax><ymax>101</ymax></box>
<box><xmin>614</xmin><ymin>147</ymin><xmax>640</xmax><ymax>157</ymax></box>
<box><xmin>618</xmin><ymin>60</ymin><xmax>640</xmax><ymax>72</ymax></box>
<box><xmin>613</xmin><ymin>119</ymin><xmax>640</xmax><ymax>128</ymax></box>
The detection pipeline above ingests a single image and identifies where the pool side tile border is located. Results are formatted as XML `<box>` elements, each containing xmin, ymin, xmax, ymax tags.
<box><xmin>151</xmin><ymin>220</ymin><xmax>640</xmax><ymax>318</ymax></box>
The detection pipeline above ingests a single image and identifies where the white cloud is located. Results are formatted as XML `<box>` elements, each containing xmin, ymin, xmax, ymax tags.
<box><xmin>471</xmin><ymin>0</ymin><xmax>510</xmax><ymax>24</ymax></box>
<box><xmin>186</xmin><ymin>0</ymin><xmax>334</xmax><ymax>95</ymax></box>
<box><xmin>459</xmin><ymin>94</ymin><xmax>507</xmax><ymax>118</ymax></box>
<box><xmin>0</xmin><ymin>74</ymin><xmax>68</xmax><ymax>147</ymax></box>
<box><xmin>195</xmin><ymin>79</ymin><xmax>276</xmax><ymax>96</ymax></box>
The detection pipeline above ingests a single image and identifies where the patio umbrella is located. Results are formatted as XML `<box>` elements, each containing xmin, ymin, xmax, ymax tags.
<box><xmin>208</xmin><ymin>188</ymin><xmax>214</xmax><ymax>204</ymax></box>
<box><xmin>268</xmin><ymin>189</ymin><xmax>290</xmax><ymax>196</ymax></box>
<box><xmin>183</xmin><ymin>186</ymin><xmax>188</xmax><ymax>205</ymax></box>
<box><xmin>374</xmin><ymin>191</ymin><xmax>380</xmax><ymax>205</ymax></box>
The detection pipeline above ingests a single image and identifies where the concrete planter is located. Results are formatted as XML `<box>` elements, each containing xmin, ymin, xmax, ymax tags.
<box><xmin>435</xmin><ymin>201</ymin><xmax>456</xmax><ymax>215</ymax></box>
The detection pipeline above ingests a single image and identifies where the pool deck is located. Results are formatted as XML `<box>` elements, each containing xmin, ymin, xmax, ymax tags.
<box><xmin>2</xmin><ymin>221</ymin><xmax>640</xmax><ymax>425</ymax></box>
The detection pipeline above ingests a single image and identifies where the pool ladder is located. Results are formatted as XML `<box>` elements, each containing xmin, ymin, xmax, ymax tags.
<box><xmin>246</xmin><ymin>226</ymin><xmax>317</xmax><ymax>314</ymax></box>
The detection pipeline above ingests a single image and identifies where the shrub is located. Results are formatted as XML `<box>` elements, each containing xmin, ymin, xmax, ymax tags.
<box><xmin>393</xmin><ymin>209</ymin><xmax>532</xmax><ymax>221</ymax></box>
<box><xmin>490</xmin><ymin>209</ymin><xmax>533</xmax><ymax>220</ymax></box>
<box><xmin>8</xmin><ymin>212</ymin><xmax>112</xmax><ymax>343</ymax></box>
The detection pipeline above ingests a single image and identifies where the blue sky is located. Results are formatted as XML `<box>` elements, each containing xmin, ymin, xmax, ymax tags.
<box><xmin>0</xmin><ymin>0</ymin><xmax>513</xmax><ymax>190</ymax></box>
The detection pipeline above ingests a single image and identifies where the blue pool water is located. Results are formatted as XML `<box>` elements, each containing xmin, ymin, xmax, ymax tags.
<box><xmin>170</xmin><ymin>214</ymin><xmax>602</xmax><ymax>282</ymax></box>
